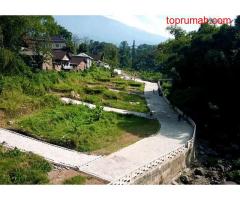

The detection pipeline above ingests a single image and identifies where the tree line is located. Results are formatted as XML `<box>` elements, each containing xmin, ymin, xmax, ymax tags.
<box><xmin>160</xmin><ymin>16</ymin><xmax>240</xmax><ymax>144</ymax></box>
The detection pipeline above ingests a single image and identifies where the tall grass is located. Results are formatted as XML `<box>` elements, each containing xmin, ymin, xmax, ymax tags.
<box><xmin>0</xmin><ymin>146</ymin><xmax>52</xmax><ymax>184</ymax></box>
<box><xmin>16</xmin><ymin>104</ymin><xmax>159</xmax><ymax>153</ymax></box>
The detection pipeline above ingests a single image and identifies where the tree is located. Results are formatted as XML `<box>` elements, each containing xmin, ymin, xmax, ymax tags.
<box><xmin>161</xmin><ymin>16</ymin><xmax>240</xmax><ymax>143</ymax></box>
<box><xmin>166</xmin><ymin>26</ymin><xmax>186</xmax><ymax>39</ymax></box>
<box><xmin>119</xmin><ymin>41</ymin><xmax>131</xmax><ymax>68</ymax></box>
<box><xmin>131</xmin><ymin>40</ymin><xmax>136</xmax><ymax>68</ymax></box>
<box><xmin>77</xmin><ymin>43</ymin><xmax>88</xmax><ymax>53</ymax></box>
<box><xmin>72</xmin><ymin>34</ymin><xmax>81</xmax><ymax>54</ymax></box>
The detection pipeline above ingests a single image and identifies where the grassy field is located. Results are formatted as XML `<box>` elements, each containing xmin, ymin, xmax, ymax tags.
<box><xmin>51</xmin><ymin>67</ymin><xmax>148</xmax><ymax>112</ymax></box>
<box><xmin>15</xmin><ymin>104</ymin><xmax>160</xmax><ymax>154</ymax></box>
<box><xmin>0</xmin><ymin>145</ymin><xmax>52</xmax><ymax>184</ymax></box>
<box><xmin>0</xmin><ymin>67</ymin><xmax>148</xmax><ymax>123</ymax></box>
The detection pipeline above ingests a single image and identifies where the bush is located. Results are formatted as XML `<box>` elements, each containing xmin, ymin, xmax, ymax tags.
<box><xmin>232</xmin><ymin>159</ymin><xmax>240</xmax><ymax>169</ymax></box>
<box><xmin>227</xmin><ymin>170</ymin><xmax>240</xmax><ymax>184</ymax></box>
<box><xmin>0</xmin><ymin>146</ymin><xmax>52</xmax><ymax>184</ymax></box>
<box><xmin>0</xmin><ymin>48</ymin><xmax>31</xmax><ymax>75</ymax></box>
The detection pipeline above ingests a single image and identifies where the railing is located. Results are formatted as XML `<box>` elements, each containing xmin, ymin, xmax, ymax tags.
<box><xmin>109</xmin><ymin>81</ymin><xmax>196</xmax><ymax>185</ymax></box>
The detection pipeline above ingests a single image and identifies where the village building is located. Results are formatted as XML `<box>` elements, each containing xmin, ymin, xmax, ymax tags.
<box><xmin>70</xmin><ymin>53</ymin><xmax>93</xmax><ymax>71</ymax></box>
<box><xmin>51</xmin><ymin>36</ymin><xmax>67</xmax><ymax>50</ymax></box>
<box><xmin>52</xmin><ymin>49</ymin><xmax>71</xmax><ymax>71</ymax></box>
<box><xmin>20</xmin><ymin>35</ymin><xmax>93</xmax><ymax>71</ymax></box>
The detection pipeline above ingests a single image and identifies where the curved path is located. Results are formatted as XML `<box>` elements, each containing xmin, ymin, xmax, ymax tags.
<box><xmin>78</xmin><ymin>79</ymin><xmax>193</xmax><ymax>182</ymax></box>
<box><xmin>0</xmin><ymin>77</ymin><xmax>193</xmax><ymax>183</ymax></box>
<box><xmin>0</xmin><ymin>128</ymin><xmax>101</xmax><ymax>167</ymax></box>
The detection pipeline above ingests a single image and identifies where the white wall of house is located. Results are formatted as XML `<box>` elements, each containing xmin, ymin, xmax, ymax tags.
<box><xmin>52</xmin><ymin>42</ymin><xmax>66</xmax><ymax>49</ymax></box>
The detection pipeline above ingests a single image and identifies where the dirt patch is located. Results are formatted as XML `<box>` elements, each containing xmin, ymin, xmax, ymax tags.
<box><xmin>48</xmin><ymin>166</ymin><xmax>107</xmax><ymax>185</ymax></box>
<box><xmin>92</xmin><ymin>132</ymin><xmax>140</xmax><ymax>155</ymax></box>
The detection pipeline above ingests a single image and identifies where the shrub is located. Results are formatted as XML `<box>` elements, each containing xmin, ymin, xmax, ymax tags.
<box><xmin>227</xmin><ymin>170</ymin><xmax>240</xmax><ymax>184</ymax></box>
<box><xmin>0</xmin><ymin>48</ymin><xmax>31</xmax><ymax>75</ymax></box>
<box><xmin>0</xmin><ymin>146</ymin><xmax>52</xmax><ymax>184</ymax></box>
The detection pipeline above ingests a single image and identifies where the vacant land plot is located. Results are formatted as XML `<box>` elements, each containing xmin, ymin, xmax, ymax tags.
<box><xmin>0</xmin><ymin>145</ymin><xmax>52</xmax><ymax>184</ymax></box>
<box><xmin>15</xmin><ymin>104</ymin><xmax>160</xmax><ymax>154</ymax></box>
<box><xmin>51</xmin><ymin>67</ymin><xmax>148</xmax><ymax>112</ymax></box>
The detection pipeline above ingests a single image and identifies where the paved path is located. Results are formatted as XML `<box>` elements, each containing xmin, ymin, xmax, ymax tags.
<box><xmin>78</xmin><ymin>78</ymin><xmax>193</xmax><ymax>182</ymax></box>
<box><xmin>0</xmin><ymin>128</ymin><xmax>101</xmax><ymax>168</ymax></box>
<box><xmin>61</xmin><ymin>97</ymin><xmax>151</xmax><ymax>119</ymax></box>
<box><xmin>0</xmin><ymin>76</ymin><xmax>193</xmax><ymax>183</ymax></box>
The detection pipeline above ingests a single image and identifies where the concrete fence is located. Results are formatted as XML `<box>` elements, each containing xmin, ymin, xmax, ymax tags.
<box><xmin>109</xmin><ymin>81</ymin><xmax>196</xmax><ymax>185</ymax></box>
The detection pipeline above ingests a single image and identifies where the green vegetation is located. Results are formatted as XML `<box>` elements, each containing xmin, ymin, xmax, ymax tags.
<box><xmin>227</xmin><ymin>170</ymin><xmax>240</xmax><ymax>184</ymax></box>
<box><xmin>63</xmin><ymin>175</ymin><xmax>86</xmax><ymax>185</ymax></box>
<box><xmin>162</xmin><ymin>17</ymin><xmax>240</xmax><ymax>144</ymax></box>
<box><xmin>16</xmin><ymin>104</ymin><xmax>160</xmax><ymax>153</ymax></box>
<box><xmin>50</xmin><ymin>67</ymin><xmax>148</xmax><ymax>112</ymax></box>
<box><xmin>0</xmin><ymin>67</ymin><xmax>148</xmax><ymax>122</ymax></box>
<box><xmin>0</xmin><ymin>146</ymin><xmax>52</xmax><ymax>184</ymax></box>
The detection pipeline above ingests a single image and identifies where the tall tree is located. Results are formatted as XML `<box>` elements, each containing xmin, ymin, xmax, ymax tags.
<box><xmin>119</xmin><ymin>41</ymin><xmax>131</xmax><ymax>68</ymax></box>
<box><xmin>131</xmin><ymin>40</ymin><xmax>136</xmax><ymax>68</ymax></box>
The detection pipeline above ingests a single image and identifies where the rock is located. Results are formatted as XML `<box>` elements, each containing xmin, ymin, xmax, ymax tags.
<box><xmin>216</xmin><ymin>164</ymin><xmax>225</xmax><ymax>172</ymax></box>
<box><xmin>7</xmin><ymin>120</ymin><xmax>14</xmax><ymax>125</ymax></box>
<box><xmin>183</xmin><ymin>168</ymin><xmax>191</xmax><ymax>173</ymax></box>
<box><xmin>195</xmin><ymin>175</ymin><xmax>202</xmax><ymax>179</ymax></box>
<box><xmin>194</xmin><ymin>168</ymin><xmax>205</xmax><ymax>176</ymax></box>
<box><xmin>180</xmin><ymin>175</ymin><xmax>190</xmax><ymax>184</ymax></box>
<box><xmin>205</xmin><ymin>170</ymin><xmax>219</xmax><ymax>179</ymax></box>
<box><xmin>171</xmin><ymin>180</ymin><xmax>179</xmax><ymax>185</ymax></box>
<box><xmin>210</xmin><ymin>180</ymin><xmax>221</xmax><ymax>184</ymax></box>
<box><xmin>223</xmin><ymin>181</ymin><xmax>238</xmax><ymax>185</ymax></box>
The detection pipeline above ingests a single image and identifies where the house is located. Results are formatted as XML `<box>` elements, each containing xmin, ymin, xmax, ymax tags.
<box><xmin>21</xmin><ymin>35</ymin><xmax>69</xmax><ymax>70</ymax></box>
<box><xmin>52</xmin><ymin>49</ymin><xmax>71</xmax><ymax>71</ymax></box>
<box><xmin>21</xmin><ymin>35</ymin><xmax>94</xmax><ymax>71</ymax></box>
<box><xmin>51</xmin><ymin>36</ymin><xmax>67</xmax><ymax>50</ymax></box>
<box><xmin>70</xmin><ymin>53</ymin><xmax>93</xmax><ymax>71</ymax></box>
<box><xmin>76</xmin><ymin>53</ymin><xmax>93</xmax><ymax>68</ymax></box>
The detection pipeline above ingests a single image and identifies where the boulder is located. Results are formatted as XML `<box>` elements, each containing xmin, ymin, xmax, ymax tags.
<box><xmin>223</xmin><ymin>181</ymin><xmax>238</xmax><ymax>185</ymax></box>
<box><xmin>194</xmin><ymin>168</ymin><xmax>205</xmax><ymax>176</ymax></box>
<box><xmin>180</xmin><ymin>175</ymin><xmax>190</xmax><ymax>184</ymax></box>
<box><xmin>7</xmin><ymin>120</ymin><xmax>14</xmax><ymax>125</ymax></box>
<box><xmin>216</xmin><ymin>164</ymin><xmax>225</xmax><ymax>172</ymax></box>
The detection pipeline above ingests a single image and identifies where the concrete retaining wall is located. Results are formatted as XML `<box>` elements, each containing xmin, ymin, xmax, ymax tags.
<box><xmin>133</xmin><ymin>148</ymin><xmax>191</xmax><ymax>184</ymax></box>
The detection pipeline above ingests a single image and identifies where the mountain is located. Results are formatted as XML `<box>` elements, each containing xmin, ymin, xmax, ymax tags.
<box><xmin>54</xmin><ymin>16</ymin><xmax>165</xmax><ymax>45</ymax></box>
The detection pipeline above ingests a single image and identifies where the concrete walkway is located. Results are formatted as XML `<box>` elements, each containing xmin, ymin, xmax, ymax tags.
<box><xmin>0</xmin><ymin>76</ymin><xmax>193</xmax><ymax>183</ymax></box>
<box><xmin>61</xmin><ymin>97</ymin><xmax>151</xmax><ymax>119</ymax></box>
<box><xmin>0</xmin><ymin>128</ymin><xmax>101</xmax><ymax>168</ymax></box>
<box><xmin>78</xmin><ymin>79</ymin><xmax>193</xmax><ymax>182</ymax></box>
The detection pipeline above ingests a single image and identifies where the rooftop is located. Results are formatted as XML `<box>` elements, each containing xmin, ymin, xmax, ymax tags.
<box><xmin>76</xmin><ymin>53</ymin><xmax>93</xmax><ymax>59</ymax></box>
